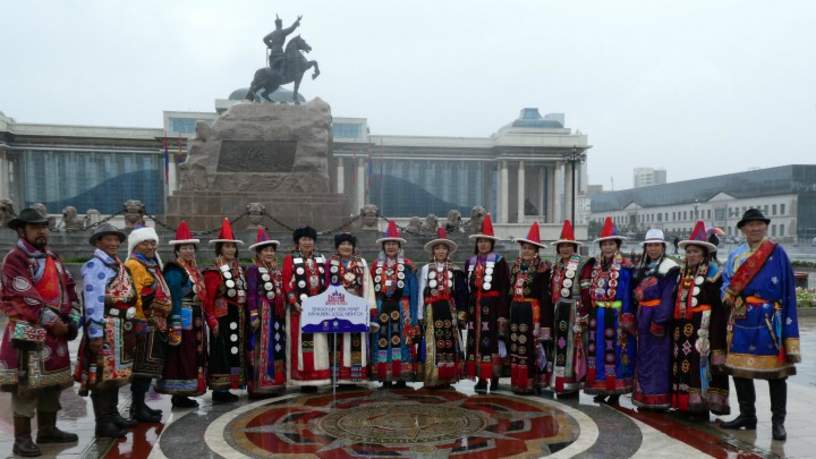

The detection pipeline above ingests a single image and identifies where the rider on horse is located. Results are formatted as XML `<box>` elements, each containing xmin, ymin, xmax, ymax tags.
<box><xmin>264</xmin><ymin>15</ymin><xmax>302</xmax><ymax>76</ymax></box>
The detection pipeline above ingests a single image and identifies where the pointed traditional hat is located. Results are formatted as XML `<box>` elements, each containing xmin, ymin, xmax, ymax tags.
<box><xmin>208</xmin><ymin>218</ymin><xmax>244</xmax><ymax>245</ymax></box>
<box><xmin>424</xmin><ymin>226</ymin><xmax>458</xmax><ymax>254</ymax></box>
<box><xmin>679</xmin><ymin>220</ymin><xmax>716</xmax><ymax>251</ymax></box>
<box><xmin>169</xmin><ymin>220</ymin><xmax>200</xmax><ymax>245</ymax></box>
<box><xmin>552</xmin><ymin>219</ymin><xmax>582</xmax><ymax>248</ymax></box>
<box><xmin>376</xmin><ymin>220</ymin><xmax>407</xmax><ymax>245</ymax></box>
<box><xmin>515</xmin><ymin>221</ymin><xmax>546</xmax><ymax>248</ymax></box>
<box><xmin>593</xmin><ymin>216</ymin><xmax>627</xmax><ymax>243</ymax></box>
<box><xmin>249</xmin><ymin>226</ymin><xmax>280</xmax><ymax>251</ymax></box>
<box><xmin>468</xmin><ymin>213</ymin><xmax>499</xmax><ymax>241</ymax></box>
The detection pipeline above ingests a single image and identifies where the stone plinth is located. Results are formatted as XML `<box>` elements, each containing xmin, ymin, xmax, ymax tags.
<box><xmin>166</xmin><ymin>98</ymin><xmax>351</xmax><ymax>230</ymax></box>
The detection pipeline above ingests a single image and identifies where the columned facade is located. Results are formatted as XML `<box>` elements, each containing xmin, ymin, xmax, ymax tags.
<box><xmin>0</xmin><ymin>147</ymin><xmax>10</xmax><ymax>200</ymax></box>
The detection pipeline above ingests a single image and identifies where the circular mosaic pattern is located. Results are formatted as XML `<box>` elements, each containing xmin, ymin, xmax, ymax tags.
<box><xmin>225</xmin><ymin>389</ymin><xmax>581</xmax><ymax>458</ymax></box>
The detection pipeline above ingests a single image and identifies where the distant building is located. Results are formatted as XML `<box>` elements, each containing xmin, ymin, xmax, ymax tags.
<box><xmin>633</xmin><ymin>167</ymin><xmax>667</xmax><ymax>188</ymax></box>
<box><xmin>590</xmin><ymin>165</ymin><xmax>816</xmax><ymax>243</ymax></box>
<box><xmin>587</xmin><ymin>184</ymin><xmax>604</xmax><ymax>195</ymax></box>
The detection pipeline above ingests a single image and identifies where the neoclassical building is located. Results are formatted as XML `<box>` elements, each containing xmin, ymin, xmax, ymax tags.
<box><xmin>1</xmin><ymin>93</ymin><xmax>590</xmax><ymax>240</ymax></box>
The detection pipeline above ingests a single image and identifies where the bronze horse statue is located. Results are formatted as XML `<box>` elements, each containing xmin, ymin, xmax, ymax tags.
<box><xmin>246</xmin><ymin>35</ymin><xmax>320</xmax><ymax>104</ymax></box>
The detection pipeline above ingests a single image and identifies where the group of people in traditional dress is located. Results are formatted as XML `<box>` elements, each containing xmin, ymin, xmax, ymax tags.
<box><xmin>0</xmin><ymin>206</ymin><xmax>800</xmax><ymax>455</ymax></box>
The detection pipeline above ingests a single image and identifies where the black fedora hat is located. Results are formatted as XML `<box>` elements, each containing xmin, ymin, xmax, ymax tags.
<box><xmin>737</xmin><ymin>208</ymin><xmax>771</xmax><ymax>229</ymax></box>
<box><xmin>8</xmin><ymin>208</ymin><xmax>49</xmax><ymax>231</ymax></box>
<box><xmin>88</xmin><ymin>223</ymin><xmax>127</xmax><ymax>246</ymax></box>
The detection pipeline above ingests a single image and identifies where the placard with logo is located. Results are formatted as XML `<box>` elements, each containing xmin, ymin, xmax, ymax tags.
<box><xmin>301</xmin><ymin>284</ymin><xmax>369</xmax><ymax>333</ymax></box>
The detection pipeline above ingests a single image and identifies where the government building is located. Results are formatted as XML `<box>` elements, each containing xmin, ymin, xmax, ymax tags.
<box><xmin>589</xmin><ymin>164</ymin><xmax>816</xmax><ymax>243</ymax></box>
<box><xmin>0</xmin><ymin>89</ymin><xmax>591</xmax><ymax>240</ymax></box>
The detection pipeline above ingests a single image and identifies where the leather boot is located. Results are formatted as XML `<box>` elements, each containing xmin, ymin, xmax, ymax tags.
<box><xmin>722</xmin><ymin>378</ymin><xmax>757</xmax><ymax>430</ymax></box>
<box><xmin>770</xmin><ymin>378</ymin><xmax>787</xmax><ymax>441</ymax></box>
<box><xmin>111</xmin><ymin>390</ymin><xmax>137</xmax><ymax>428</ymax></box>
<box><xmin>474</xmin><ymin>379</ymin><xmax>487</xmax><ymax>394</ymax></box>
<box><xmin>36</xmin><ymin>411</ymin><xmax>78</xmax><ymax>443</ymax></box>
<box><xmin>13</xmin><ymin>416</ymin><xmax>41</xmax><ymax>457</ymax></box>
<box><xmin>92</xmin><ymin>391</ymin><xmax>127</xmax><ymax>439</ymax></box>
<box><xmin>132</xmin><ymin>377</ymin><xmax>163</xmax><ymax>417</ymax></box>
<box><xmin>489</xmin><ymin>377</ymin><xmax>499</xmax><ymax>392</ymax></box>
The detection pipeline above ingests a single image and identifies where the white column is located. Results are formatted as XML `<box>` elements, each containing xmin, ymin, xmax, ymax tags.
<box><xmin>580</xmin><ymin>158</ymin><xmax>589</xmax><ymax>194</ymax></box>
<box><xmin>356</xmin><ymin>158</ymin><xmax>366</xmax><ymax>211</ymax></box>
<box><xmin>500</xmin><ymin>160</ymin><xmax>509</xmax><ymax>223</ymax></box>
<box><xmin>336</xmin><ymin>158</ymin><xmax>345</xmax><ymax>194</ymax></box>
<box><xmin>517</xmin><ymin>160</ymin><xmax>525</xmax><ymax>223</ymax></box>
<box><xmin>565</xmin><ymin>161</ymin><xmax>575</xmax><ymax>222</ymax></box>
<box><xmin>537</xmin><ymin>165</ymin><xmax>545</xmax><ymax>220</ymax></box>
<box><xmin>0</xmin><ymin>149</ymin><xmax>9</xmax><ymax>200</ymax></box>
<box><xmin>554</xmin><ymin>161</ymin><xmax>565</xmax><ymax>222</ymax></box>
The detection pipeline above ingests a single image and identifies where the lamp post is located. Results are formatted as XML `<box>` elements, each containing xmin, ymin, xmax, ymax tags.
<box><xmin>567</xmin><ymin>146</ymin><xmax>585</xmax><ymax>224</ymax></box>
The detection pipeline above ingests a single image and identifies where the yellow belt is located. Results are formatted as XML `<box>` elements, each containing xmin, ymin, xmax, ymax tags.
<box><xmin>595</xmin><ymin>300</ymin><xmax>622</xmax><ymax>309</ymax></box>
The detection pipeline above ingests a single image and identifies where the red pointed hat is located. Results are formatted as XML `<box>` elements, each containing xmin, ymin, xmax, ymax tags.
<box><xmin>679</xmin><ymin>220</ymin><xmax>716</xmax><ymax>251</ymax></box>
<box><xmin>593</xmin><ymin>216</ymin><xmax>626</xmax><ymax>243</ymax></box>
<box><xmin>249</xmin><ymin>225</ymin><xmax>280</xmax><ymax>251</ymax></box>
<box><xmin>169</xmin><ymin>220</ymin><xmax>200</xmax><ymax>245</ymax></box>
<box><xmin>208</xmin><ymin>217</ymin><xmax>244</xmax><ymax>245</ymax></box>
<box><xmin>424</xmin><ymin>226</ymin><xmax>458</xmax><ymax>254</ymax></box>
<box><xmin>468</xmin><ymin>213</ymin><xmax>499</xmax><ymax>241</ymax></box>
<box><xmin>553</xmin><ymin>219</ymin><xmax>582</xmax><ymax>248</ymax></box>
<box><xmin>376</xmin><ymin>220</ymin><xmax>407</xmax><ymax>245</ymax></box>
<box><xmin>515</xmin><ymin>221</ymin><xmax>546</xmax><ymax>248</ymax></box>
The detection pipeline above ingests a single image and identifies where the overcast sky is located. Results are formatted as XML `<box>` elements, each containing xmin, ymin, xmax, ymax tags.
<box><xmin>2</xmin><ymin>0</ymin><xmax>814</xmax><ymax>189</ymax></box>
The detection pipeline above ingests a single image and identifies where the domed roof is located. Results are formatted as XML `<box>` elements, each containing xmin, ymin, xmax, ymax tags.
<box><xmin>511</xmin><ymin>108</ymin><xmax>563</xmax><ymax>128</ymax></box>
<box><xmin>228</xmin><ymin>87</ymin><xmax>305</xmax><ymax>103</ymax></box>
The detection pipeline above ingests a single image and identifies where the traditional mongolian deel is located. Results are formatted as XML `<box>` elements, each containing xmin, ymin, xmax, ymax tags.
<box><xmin>580</xmin><ymin>217</ymin><xmax>636</xmax><ymax>396</ymax></box>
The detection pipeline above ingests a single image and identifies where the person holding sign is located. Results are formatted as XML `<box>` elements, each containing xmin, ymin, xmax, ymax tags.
<box><xmin>245</xmin><ymin>227</ymin><xmax>287</xmax><ymax>397</ymax></box>
<box><xmin>326</xmin><ymin>233</ymin><xmax>376</xmax><ymax>386</ymax></box>
<box><xmin>418</xmin><ymin>228</ymin><xmax>468</xmax><ymax>388</ymax></box>
<box><xmin>370</xmin><ymin>221</ymin><xmax>419</xmax><ymax>388</ymax></box>
<box><xmin>283</xmin><ymin>226</ymin><xmax>330</xmax><ymax>391</ymax></box>
<box><xmin>203</xmin><ymin>218</ymin><xmax>247</xmax><ymax>403</ymax></box>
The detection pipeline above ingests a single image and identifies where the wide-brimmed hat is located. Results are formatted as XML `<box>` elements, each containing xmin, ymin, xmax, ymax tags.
<box><xmin>249</xmin><ymin>226</ymin><xmax>280</xmax><ymax>251</ymax></box>
<box><xmin>679</xmin><ymin>220</ymin><xmax>717</xmax><ymax>252</ymax></box>
<box><xmin>468</xmin><ymin>214</ymin><xmax>499</xmax><ymax>241</ymax></box>
<box><xmin>208</xmin><ymin>218</ymin><xmax>244</xmax><ymax>245</ymax></box>
<box><xmin>424</xmin><ymin>227</ymin><xmax>457</xmax><ymax>254</ymax></box>
<box><xmin>169</xmin><ymin>220</ymin><xmax>200</xmax><ymax>246</ymax></box>
<box><xmin>640</xmin><ymin>228</ymin><xmax>667</xmax><ymax>247</ymax></box>
<box><xmin>8</xmin><ymin>208</ymin><xmax>49</xmax><ymax>231</ymax></box>
<box><xmin>515</xmin><ymin>221</ymin><xmax>546</xmax><ymax>249</ymax></box>
<box><xmin>88</xmin><ymin>223</ymin><xmax>126</xmax><ymax>246</ymax></box>
<box><xmin>594</xmin><ymin>216</ymin><xmax>627</xmax><ymax>243</ymax></box>
<box><xmin>552</xmin><ymin>219</ymin><xmax>583</xmax><ymax>248</ymax></box>
<box><xmin>376</xmin><ymin>220</ymin><xmax>407</xmax><ymax>245</ymax></box>
<box><xmin>737</xmin><ymin>208</ymin><xmax>771</xmax><ymax>229</ymax></box>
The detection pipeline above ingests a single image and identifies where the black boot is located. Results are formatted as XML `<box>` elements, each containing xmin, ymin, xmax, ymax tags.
<box><xmin>171</xmin><ymin>395</ymin><xmax>199</xmax><ymax>408</ymax></box>
<box><xmin>394</xmin><ymin>381</ymin><xmax>407</xmax><ymax>389</ymax></box>
<box><xmin>212</xmin><ymin>390</ymin><xmax>240</xmax><ymax>403</ymax></box>
<box><xmin>593</xmin><ymin>394</ymin><xmax>606</xmax><ymax>404</ymax></box>
<box><xmin>722</xmin><ymin>378</ymin><xmax>757</xmax><ymax>430</ymax></box>
<box><xmin>770</xmin><ymin>378</ymin><xmax>787</xmax><ymax>441</ymax></box>
<box><xmin>131</xmin><ymin>377</ymin><xmax>163</xmax><ymax>419</ymax></box>
<box><xmin>36</xmin><ymin>411</ymin><xmax>78</xmax><ymax>443</ymax></box>
<box><xmin>13</xmin><ymin>416</ymin><xmax>41</xmax><ymax>457</ymax></box>
<box><xmin>474</xmin><ymin>379</ymin><xmax>487</xmax><ymax>394</ymax></box>
<box><xmin>605</xmin><ymin>394</ymin><xmax>620</xmax><ymax>406</ymax></box>
<box><xmin>92</xmin><ymin>392</ymin><xmax>128</xmax><ymax>439</ymax></box>
<box><xmin>489</xmin><ymin>377</ymin><xmax>499</xmax><ymax>392</ymax></box>
<box><xmin>111</xmin><ymin>390</ymin><xmax>137</xmax><ymax>429</ymax></box>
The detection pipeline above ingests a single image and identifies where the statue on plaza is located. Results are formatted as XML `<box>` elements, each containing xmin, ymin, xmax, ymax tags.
<box><xmin>359</xmin><ymin>204</ymin><xmax>379</xmax><ymax>231</ymax></box>
<box><xmin>32</xmin><ymin>203</ymin><xmax>57</xmax><ymax>230</ymax></box>
<box><xmin>446</xmin><ymin>209</ymin><xmax>463</xmax><ymax>233</ymax></box>
<box><xmin>123</xmin><ymin>200</ymin><xmax>146</xmax><ymax>229</ymax></box>
<box><xmin>60</xmin><ymin>206</ymin><xmax>83</xmax><ymax>232</ymax></box>
<box><xmin>406</xmin><ymin>217</ymin><xmax>422</xmax><ymax>234</ymax></box>
<box><xmin>467</xmin><ymin>206</ymin><xmax>487</xmax><ymax>235</ymax></box>
<box><xmin>0</xmin><ymin>199</ymin><xmax>16</xmax><ymax>228</ymax></box>
<box><xmin>246</xmin><ymin>202</ymin><xmax>266</xmax><ymax>228</ymax></box>
<box><xmin>420</xmin><ymin>214</ymin><xmax>439</xmax><ymax>235</ymax></box>
<box><xmin>83</xmin><ymin>209</ymin><xmax>101</xmax><ymax>228</ymax></box>
<box><xmin>246</xmin><ymin>14</ymin><xmax>320</xmax><ymax>104</ymax></box>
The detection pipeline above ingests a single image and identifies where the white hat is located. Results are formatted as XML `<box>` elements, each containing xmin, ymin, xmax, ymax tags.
<box><xmin>640</xmin><ymin>228</ymin><xmax>667</xmax><ymax>247</ymax></box>
<box><xmin>128</xmin><ymin>226</ymin><xmax>162</xmax><ymax>265</ymax></box>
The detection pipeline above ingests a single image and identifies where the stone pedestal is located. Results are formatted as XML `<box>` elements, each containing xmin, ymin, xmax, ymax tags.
<box><xmin>166</xmin><ymin>98</ymin><xmax>352</xmax><ymax>230</ymax></box>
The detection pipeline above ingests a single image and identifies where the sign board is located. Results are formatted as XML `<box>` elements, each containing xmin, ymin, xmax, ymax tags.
<box><xmin>301</xmin><ymin>284</ymin><xmax>369</xmax><ymax>333</ymax></box>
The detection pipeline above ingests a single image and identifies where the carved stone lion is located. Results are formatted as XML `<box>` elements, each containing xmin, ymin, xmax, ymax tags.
<box><xmin>246</xmin><ymin>202</ymin><xmax>266</xmax><ymax>228</ymax></box>
<box><xmin>445</xmin><ymin>209</ymin><xmax>463</xmax><ymax>233</ymax></box>
<box><xmin>359</xmin><ymin>204</ymin><xmax>379</xmax><ymax>231</ymax></box>
<box><xmin>84</xmin><ymin>209</ymin><xmax>101</xmax><ymax>228</ymax></box>
<box><xmin>61</xmin><ymin>206</ymin><xmax>83</xmax><ymax>232</ymax></box>
<box><xmin>0</xmin><ymin>199</ymin><xmax>16</xmax><ymax>228</ymax></box>
<box><xmin>405</xmin><ymin>217</ymin><xmax>422</xmax><ymax>234</ymax></box>
<box><xmin>31</xmin><ymin>203</ymin><xmax>58</xmax><ymax>230</ymax></box>
<box><xmin>420</xmin><ymin>214</ymin><xmax>438</xmax><ymax>235</ymax></box>
<box><xmin>123</xmin><ymin>200</ymin><xmax>146</xmax><ymax>229</ymax></box>
<box><xmin>467</xmin><ymin>206</ymin><xmax>487</xmax><ymax>235</ymax></box>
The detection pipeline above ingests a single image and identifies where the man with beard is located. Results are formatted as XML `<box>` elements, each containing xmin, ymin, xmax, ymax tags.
<box><xmin>1</xmin><ymin>208</ymin><xmax>80</xmax><ymax>456</ymax></box>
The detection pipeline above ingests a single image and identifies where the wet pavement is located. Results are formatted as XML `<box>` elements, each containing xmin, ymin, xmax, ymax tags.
<box><xmin>0</xmin><ymin>315</ymin><xmax>813</xmax><ymax>458</ymax></box>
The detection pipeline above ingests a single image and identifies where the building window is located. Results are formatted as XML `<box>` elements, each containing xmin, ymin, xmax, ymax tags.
<box><xmin>772</xmin><ymin>204</ymin><xmax>777</xmax><ymax>216</ymax></box>
<box><xmin>780</xmin><ymin>203</ymin><xmax>786</xmax><ymax>215</ymax></box>
<box><xmin>707</xmin><ymin>209</ymin><xmax>711</xmax><ymax>219</ymax></box>
<box><xmin>332</xmin><ymin>122</ymin><xmax>362</xmax><ymax>139</ymax></box>
<box><xmin>771</xmin><ymin>224</ymin><xmax>776</xmax><ymax>236</ymax></box>
<box><xmin>683</xmin><ymin>211</ymin><xmax>687</xmax><ymax>220</ymax></box>
<box><xmin>169</xmin><ymin>117</ymin><xmax>197</xmax><ymax>134</ymax></box>
<box><xmin>779</xmin><ymin>223</ymin><xmax>785</xmax><ymax>236</ymax></box>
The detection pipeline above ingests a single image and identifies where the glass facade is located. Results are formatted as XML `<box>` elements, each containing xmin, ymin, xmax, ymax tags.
<box><xmin>169</xmin><ymin>117</ymin><xmax>197</xmax><ymax>135</ymax></box>
<box><xmin>332</xmin><ymin>123</ymin><xmax>363</xmax><ymax>140</ymax></box>
<box><xmin>368</xmin><ymin>158</ymin><xmax>496</xmax><ymax>217</ymax></box>
<box><xmin>17</xmin><ymin>149</ymin><xmax>164</xmax><ymax>214</ymax></box>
